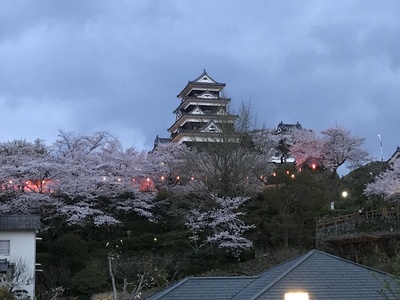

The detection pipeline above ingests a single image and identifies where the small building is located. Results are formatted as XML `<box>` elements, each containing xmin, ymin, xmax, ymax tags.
<box><xmin>275</xmin><ymin>121</ymin><xmax>302</xmax><ymax>135</ymax></box>
<box><xmin>146</xmin><ymin>249</ymin><xmax>398</xmax><ymax>299</ymax></box>
<box><xmin>388</xmin><ymin>146</ymin><xmax>400</xmax><ymax>165</ymax></box>
<box><xmin>269</xmin><ymin>122</ymin><xmax>302</xmax><ymax>164</ymax></box>
<box><xmin>0</xmin><ymin>215</ymin><xmax>41</xmax><ymax>299</ymax></box>
<box><xmin>152</xmin><ymin>135</ymin><xmax>170</xmax><ymax>152</ymax></box>
<box><xmin>168</xmin><ymin>70</ymin><xmax>238</xmax><ymax>144</ymax></box>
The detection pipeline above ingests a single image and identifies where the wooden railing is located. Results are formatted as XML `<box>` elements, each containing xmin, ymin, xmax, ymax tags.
<box><xmin>316</xmin><ymin>208</ymin><xmax>400</xmax><ymax>230</ymax></box>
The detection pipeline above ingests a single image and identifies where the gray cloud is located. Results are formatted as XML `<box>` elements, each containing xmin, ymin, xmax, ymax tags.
<box><xmin>0</xmin><ymin>0</ymin><xmax>399</xmax><ymax>164</ymax></box>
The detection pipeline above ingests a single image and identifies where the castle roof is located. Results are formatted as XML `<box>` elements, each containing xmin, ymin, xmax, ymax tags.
<box><xmin>276</xmin><ymin>121</ymin><xmax>302</xmax><ymax>134</ymax></box>
<box><xmin>177</xmin><ymin>70</ymin><xmax>225</xmax><ymax>98</ymax></box>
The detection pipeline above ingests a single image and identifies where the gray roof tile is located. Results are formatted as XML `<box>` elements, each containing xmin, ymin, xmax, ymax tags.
<box><xmin>146</xmin><ymin>277</ymin><xmax>256</xmax><ymax>300</ymax></box>
<box><xmin>146</xmin><ymin>250</ymin><xmax>399</xmax><ymax>300</ymax></box>
<box><xmin>0</xmin><ymin>215</ymin><xmax>41</xmax><ymax>231</ymax></box>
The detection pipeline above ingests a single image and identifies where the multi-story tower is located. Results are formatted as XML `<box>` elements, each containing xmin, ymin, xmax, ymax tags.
<box><xmin>168</xmin><ymin>70</ymin><xmax>238</xmax><ymax>144</ymax></box>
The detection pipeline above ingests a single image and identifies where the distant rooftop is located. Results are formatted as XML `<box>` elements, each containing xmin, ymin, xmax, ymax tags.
<box><xmin>388</xmin><ymin>146</ymin><xmax>400</xmax><ymax>165</ymax></box>
<box><xmin>276</xmin><ymin>121</ymin><xmax>302</xmax><ymax>134</ymax></box>
<box><xmin>0</xmin><ymin>215</ymin><xmax>41</xmax><ymax>231</ymax></box>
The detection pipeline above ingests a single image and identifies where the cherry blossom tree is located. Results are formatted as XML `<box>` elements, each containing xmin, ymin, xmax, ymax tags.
<box><xmin>290</xmin><ymin>129</ymin><xmax>324</xmax><ymax>168</ymax></box>
<box><xmin>0</xmin><ymin>139</ymin><xmax>64</xmax><ymax>223</ymax></box>
<box><xmin>321</xmin><ymin>126</ymin><xmax>369</xmax><ymax>174</ymax></box>
<box><xmin>0</xmin><ymin>193</ymin><xmax>62</xmax><ymax>221</ymax></box>
<box><xmin>49</xmin><ymin>131</ymin><xmax>156</xmax><ymax>224</ymax></box>
<box><xmin>249</xmin><ymin>129</ymin><xmax>279</xmax><ymax>162</ymax></box>
<box><xmin>290</xmin><ymin>126</ymin><xmax>369</xmax><ymax>176</ymax></box>
<box><xmin>185</xmin><ymin>195</ymin><xmax>254</xmax><ymax>257</ymax></box>
<box><xmin>364</xmin><ymin>160</ymin><xmax>400</xmax><ymax>202</ymax></box>
<box><xmin>51</xmin><ymin>131</ymin><xmax>135</xmax><ymax>198</ymax></box>
<box><xmin>0</xmin><ymin>139</ymin><xmax>57</xmax><ymax>193</ymax></box>
<box><xmin>147</xmin><ymin>142</ymin><xmax>193</xmax><ymax>193</ymax></box>
<box><xmin>0</xmin><ymin>132</ymin><xmax>157</xmax><ymax>226</ymax></box>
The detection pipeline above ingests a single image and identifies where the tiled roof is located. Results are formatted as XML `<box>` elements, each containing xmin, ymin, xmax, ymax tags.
<box><xmin>388</xmin><ymin>146</ymin><xmax>400</xmax><ymax>164</ymax></box>
<box><xmin>145</xmin><ymin>250</ymin><xmax>398</xmax><ymax>299</ymax></box>
<box><xmin>177</xmin><ymin>70</ymin><xmax>225</xmax><ymax>98</ymax></box>
<box><xmin>276</xmin><ymin>121</ymin><xmax>302</xmax><ymax>134</ymax></box>
<box><xmin>0</xmin><ymin>215</ymin><xmax>41</xmax><ymax>231</ymax></box>
<box><xmin>146</xmin><ymin>277</ymin><xmax>256</xmax><ymax>300</ymax></box>
<box><xmin>190</xmin><ymin>70</ymin><xmax>223</xmax><ymax>85</ymax></box>
<box><xmin>245</xmin><ymin>250</ymin><xmax>395</xmax><ymax>299</ymax></box>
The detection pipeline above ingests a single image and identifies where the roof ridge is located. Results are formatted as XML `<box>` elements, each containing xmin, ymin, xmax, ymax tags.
<box><xmin>312</xmin><ymin>249</ymin><xmax>397</xmax><ymax>276</ymax></box>
<box><xmin>191</xmin><ymin>275</ymin><xmax>259</xmax><ymax>279</ymax></box>
<box><xmin>191</xmin><ymin>69</ymin><xmax>210</xmax><ymax>82</ymax></box>
<box><xmin>145</xmin><ymin>277</ymin><xmax>189</xmax><ymax>299</ymax></box>
<box><xmin>254</xmin><ymin>249</ymin><xmax>314</xmax><ymax>276</ymax></box>
<box><xmin>145</xmin><ymin>275</ymin><xmax>259</xmax><ymax>299</ymax></box>
<box><xmin>230</xmin><ymin>275</ymin><xmax>261</xmax><ymax>299</ymax></box>
<box><xmin>250</xmin><ymin>250</ymin><xmax>316</xmax><ymax>300</ymax></box>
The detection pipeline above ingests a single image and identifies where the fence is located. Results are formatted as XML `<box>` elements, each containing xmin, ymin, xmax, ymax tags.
<box><xmin>316</xmin><ymin>207</ymin><xmax>400</xmax><ymax>230</ymax></box>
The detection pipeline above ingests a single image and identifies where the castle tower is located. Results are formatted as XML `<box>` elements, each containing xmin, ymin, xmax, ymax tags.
<box><xmin>168</xmin><ymin>70</ymin><xmax>238</xmax><ymax>144</ymax></box>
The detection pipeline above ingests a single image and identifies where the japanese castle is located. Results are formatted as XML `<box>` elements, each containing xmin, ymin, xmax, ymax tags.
<box><xmin>167</xmin><ymin>70</ymin><xmax>238</xmax><ymax>145</ymax></box>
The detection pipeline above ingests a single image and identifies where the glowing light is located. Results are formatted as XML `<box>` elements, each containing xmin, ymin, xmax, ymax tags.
<box><xmin>273</xmin><ymin>172</ymin><xmax>276</xmax><ymax>177</ymax></box>
<box><xmin>103</xmin><ymin>176</ymin><xmax>107</xmax><ymax>181</ymax></box>
<box><xmin>342</xmin><ymin>191</ymin><xmax>348</xmax><ymax>198</ymax></box>
<box><xmin>285</xmin><ymin>292</ymin><xmax>308</xmax><ymax>300</ymax></box>
<box><xmin>176</xmin><ymin>176</ymin><xmax>180</xmax><ymax>180</ymax></box>
<box><xmin>190</xmin><ymin>176</ymin><xmax>195</xmax><ymax>181</ymax></box>
<box><xmin>311</xmin><ymin>163</ymin><xmax>317</xmax><ymax>170</ymax></box>
<box><xmin>161</xmin><ymin>176</ymin><xmax>165</xmax><ymax>181</ymax></box>
<box><xmin>117</xmin><ymin>178</ymin><xmax>122</xmax><ymax>182</ymax></box>
<box><xmin>9</xmin><ymin>180</ymin><xmax>12</xmax><ymax>184</ymax></box>
<box><xmin>42</xmin><ymin>180</ymin><xmax>45</xmax><ymax>184</ymax></box>
<box><xmin>146</xmin><ymin>177</ymin><xmax>150</xmax><ymax>182</ymax></box>
<box><xmin>154</xmin><ymin>237</ymin><xmax>157</xmax><ymax>242</ymax></box>
<box><xmin>26</xmin><ymin>181</ymin><xmax>29</xmax><ymax>185</ymax></box>
<box><xmin>291</xmin><ymin>174</ymin><xmax>295</xmax><ymax>179</ymax></box>
<box><xmin>132</xmin><ymin>178</ymin><xmax>136</xmax><ymax>182</ymax></box>
<box><xmin>286</xmin><ymin>170</ymin><xmax>290</xmax><ymax>175</ymax></box>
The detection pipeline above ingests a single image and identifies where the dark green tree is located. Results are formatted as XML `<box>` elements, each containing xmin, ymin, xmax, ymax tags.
<box><xmin>247</xmin><ymin>165</ymin><xmax>329</xmax><ymax>249</ymax></box>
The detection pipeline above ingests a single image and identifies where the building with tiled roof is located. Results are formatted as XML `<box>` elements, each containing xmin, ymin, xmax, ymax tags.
<box><xmin>0</xmin><ymin>215</ymin><xmax>41</xmax><ymax>299</ymax></box>
<box><xmin>275</xmin><ymin>121</ymin><xmax>302</xmax><ymax>135</ymax></box>
<box><xmin>388</xmin><ymin>146</ymin><xmax>400</xmax><ymax>165</ymax></box>
<box><xmin>146</xmin><ymin>249</ymin><xmax>398</xmax><ymax>299</ymax></box>
<box><xmin>168</xmin><ymin>70</ymin><xmax>238</xmax><ymax>144</ymax></box>
<box><xmin>152</xmin><ymin>135</ymin><xmax>171</xmax><ymax>151</ymax></box>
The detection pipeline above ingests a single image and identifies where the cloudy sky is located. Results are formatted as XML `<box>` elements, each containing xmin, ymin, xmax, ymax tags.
<box><xmin>1</xmin><ymin>0</ymin><xmax>399</xmax><ymax>163</ymax></box>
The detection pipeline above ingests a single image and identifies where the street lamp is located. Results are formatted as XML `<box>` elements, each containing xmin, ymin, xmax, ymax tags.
<box><xmin>342</xmin><ymin>191</ymin><xmax>348</xmax><ymax>198</ymax></box>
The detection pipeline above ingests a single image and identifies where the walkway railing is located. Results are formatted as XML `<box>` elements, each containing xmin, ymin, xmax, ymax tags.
<box><xmin>316</xmin><ymin>208</ymin><xmax>400</xmax><ymax>230</ymax></box>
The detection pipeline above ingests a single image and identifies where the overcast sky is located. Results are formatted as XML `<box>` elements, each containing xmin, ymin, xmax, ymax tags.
<box><xmin>1</xmin><ymin>0</ymin><xmax>399</xmax><ymax>164</ymax></box>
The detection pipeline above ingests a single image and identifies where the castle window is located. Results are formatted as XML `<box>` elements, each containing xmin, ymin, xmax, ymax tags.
<box><xmin>0</xmin><ymin>240</ymin><xmax>10</xmax><ymax>256</ymax></box>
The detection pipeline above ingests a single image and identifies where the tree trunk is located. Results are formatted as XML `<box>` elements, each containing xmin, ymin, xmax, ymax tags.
<box><xmin>108</xmin><ymin>255</ymin><xmax>118</xmax><ymax>300</ymax></box>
